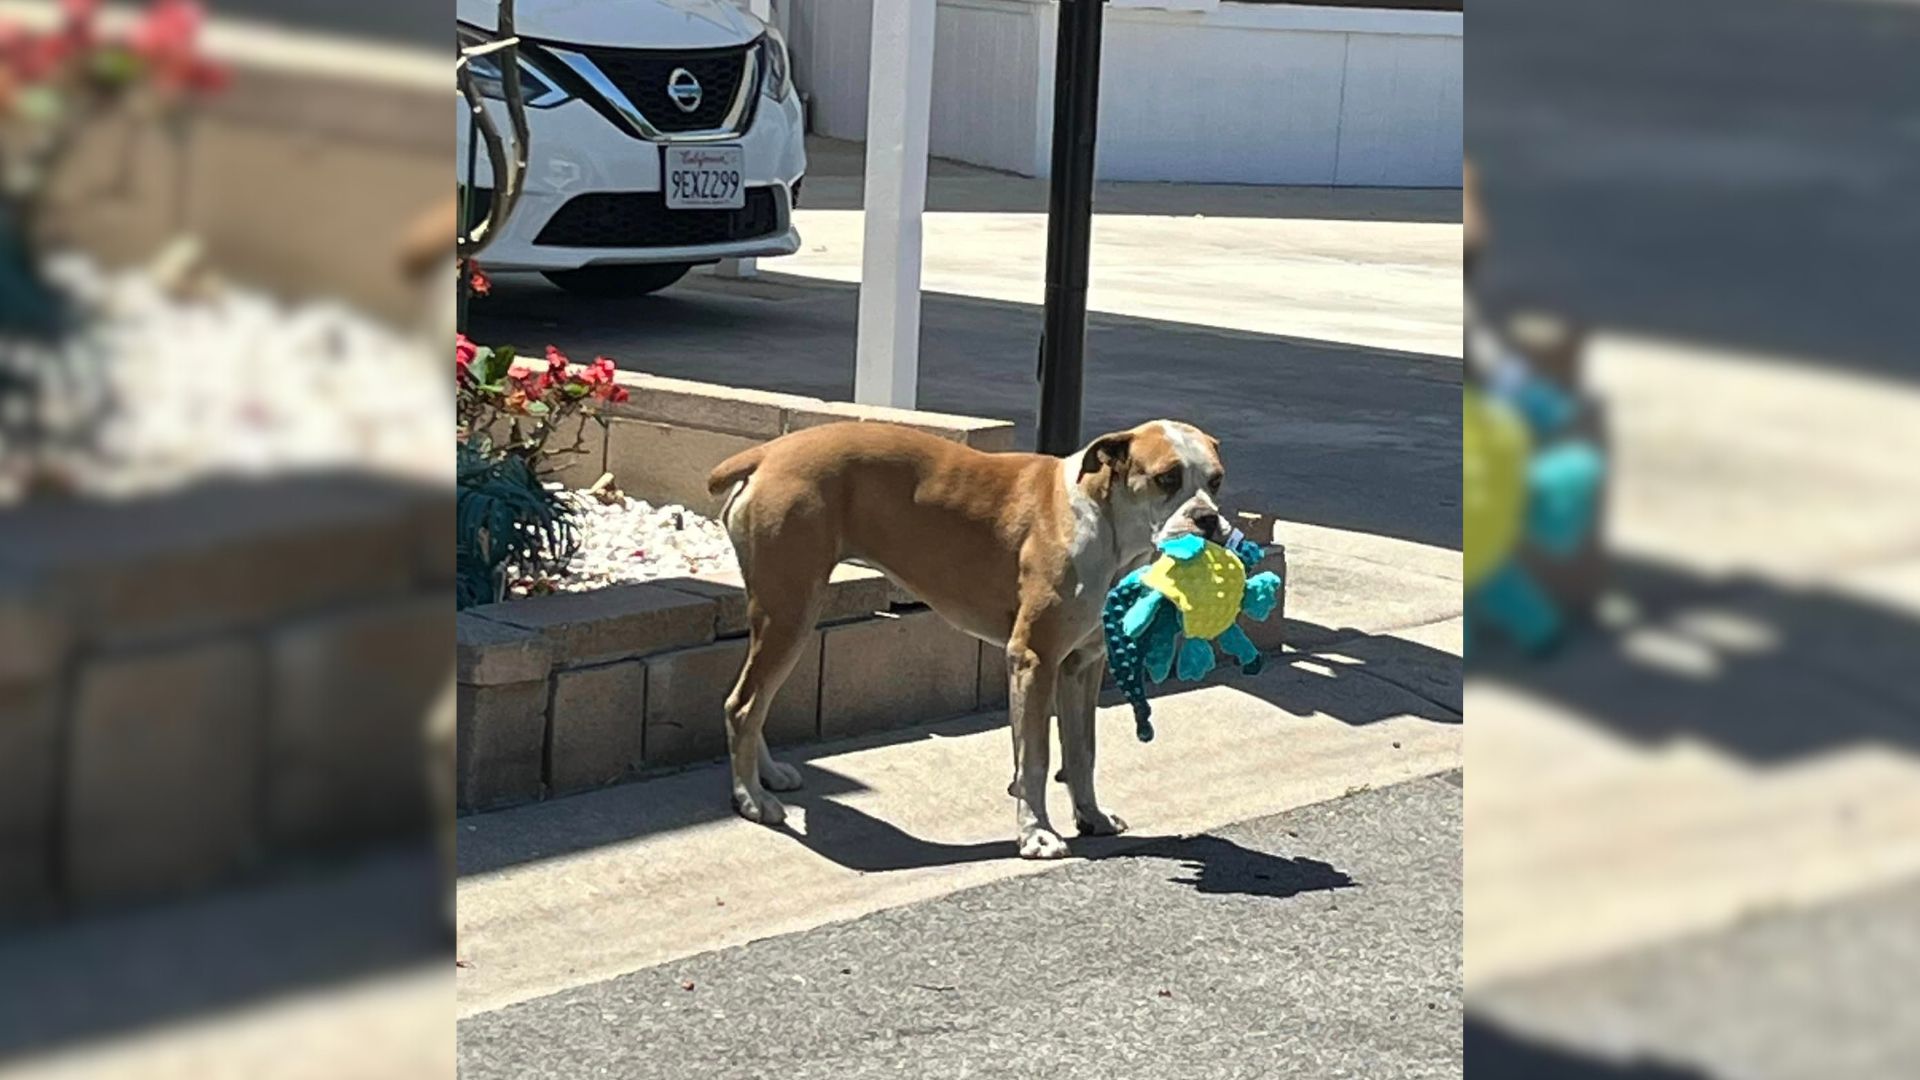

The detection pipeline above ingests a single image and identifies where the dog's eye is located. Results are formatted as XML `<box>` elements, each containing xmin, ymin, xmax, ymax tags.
<box><xmin>1155</xmin><ymin>467</ymin><xmax>1183</xmax><ymax>493</ymax></box>
<box><xmin>1207</xmin><ymin>473</ymin><xmax>1223</xmax><ymax>493</ymax></box>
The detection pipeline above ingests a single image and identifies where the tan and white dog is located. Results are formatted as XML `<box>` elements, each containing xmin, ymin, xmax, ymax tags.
<box><xmin>706</xmin><ymin>419</ymin><xmax>1230</xmax><ymax>859</ymax></box>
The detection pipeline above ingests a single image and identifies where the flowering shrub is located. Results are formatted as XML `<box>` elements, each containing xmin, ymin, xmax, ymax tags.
<box><xmin>0</xmin><ymin>0</ymin><xmax>228</xmax><ymax>222</ymax></box>
<box><xmin>457</xmin><ymin>334</ymin><xmax>630</xmax><ymax>468</ymax></box>
<box><xmin>455</xmin><ymin>334</ymin><xmax>634</xmax><ymax>606</ymax></box>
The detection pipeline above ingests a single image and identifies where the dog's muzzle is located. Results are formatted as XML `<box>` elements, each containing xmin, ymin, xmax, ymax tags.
<box><xmin>1157</xmin><ymin>506</ymin><xmax>1231</xmax><ymax>545</ymax></box>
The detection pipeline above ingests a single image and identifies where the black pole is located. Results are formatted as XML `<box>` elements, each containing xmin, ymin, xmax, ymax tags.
<box><xmin>1036</xmin><ymin>0</ymin><xmax>1105</xmax><ymax>456</ymax></box>
<box><xmin>458</xmin><ymin>110</ymin><xmax>478</xmax><ymax>335</ymax></box>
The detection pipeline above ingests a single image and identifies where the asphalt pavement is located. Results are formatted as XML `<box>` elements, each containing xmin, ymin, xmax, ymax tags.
<box><xmin>1467</xmin><ymin>0</ymin><xmax>1920</xmax><ymax>380</ymax></box>
<box><xmin>1471</xmin><ymin>878</ymin><xmax>1920</xmax><ymax>1080</ymax></box>
<box><xmin>221</xmin><ymin>0</ymin><xmax>444</xmax><ymax>49</ymax></box>
<box><xmin>459</xmin><ymin>773</ymin><xmax>1464</xmax><ymax>1080</ymax></box>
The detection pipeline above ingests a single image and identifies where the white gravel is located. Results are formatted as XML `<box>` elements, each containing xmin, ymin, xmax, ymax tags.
<box><xmin>2</xmin><ymin>254</ymin><xmax>443</xmax><ymax>501</ymax></box>
<box><xmin>8</xmin><ymin>257</ymin><xmax>740</xmax><ymax>598</ymax></box>
<box><xmin>508</xmin><ymin>488</ymin><xmax>739</xmax><ymax>596</ymax></box>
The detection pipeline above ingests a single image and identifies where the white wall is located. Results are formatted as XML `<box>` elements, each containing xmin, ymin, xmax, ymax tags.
<box><xmin>1330</xmin><ymin>30</ymin><xmax>1463</xmax><ymax>186</ymax></box>
<box><xmin>794</xmin><ymin>0</ymin><xmax>1462</xmax><ymax>187</ymax></box>
<box><xmin>789</xmin><ymin>0</ymin><xmax>875</xmax><ymax>141</ymax></box>
<box><xmin>929</xmin><ymin>0</ymin><xmax>1053</xmax><ymax>176</ymax></box>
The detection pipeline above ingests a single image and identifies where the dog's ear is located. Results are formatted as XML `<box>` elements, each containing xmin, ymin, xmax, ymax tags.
<box><xmin>1078</xmin><ymin>431</ymin><xmax>1135</xmax><ymax>479</ymax></box>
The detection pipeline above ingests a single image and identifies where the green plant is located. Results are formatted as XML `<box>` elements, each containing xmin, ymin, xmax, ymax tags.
<box><xmin>456</xmin><ymin>440</ymin><xmax>575</xmax><ymax>609</ymax></box>
<box><xmin>456</xmin><ymin>334</ymin><xmax>627</xmax><ymax>473</ymax></box>
<box><xmin>455</xmin><ymin>333</ymin><xmax>632</xmax><ymax>607</ymax></box>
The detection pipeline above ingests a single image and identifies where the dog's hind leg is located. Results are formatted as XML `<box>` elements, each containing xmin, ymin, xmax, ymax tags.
<box><xmin>723</xmin><ymin>497</ymin><xmax>832</xmax><ymax>826</ymax></box>
<box><xmin>724</xmin><ymin>605</ymin><xmax>816</xmax><ymax>825</ymax></box>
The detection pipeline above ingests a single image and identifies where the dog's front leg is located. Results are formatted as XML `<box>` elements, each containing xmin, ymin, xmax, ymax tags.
<box><xmin>1006</xmin><ymin>644</ymin><xmax>1069</xmax><ymax>859</ymax></box>
<box><xmin>1059</xmin><ymin>646</ymin><xmax>1127</xmax><ymax>837</ymax></box>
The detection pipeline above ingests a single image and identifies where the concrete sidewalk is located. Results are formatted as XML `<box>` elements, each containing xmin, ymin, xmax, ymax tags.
<box><xmin>456</xmin><ymin>612</ymin><xmax>1462</xmax><ymax>1018</ymax></box>
<box><xmin>787</xmin><ymin>136</ymin><xmax>1463</xmax><ymax>360</ymax></box>
<box><xmin>460</xmin><ymin>775</ymin><xmax>1464</xmax><ymax>1080</ymax></box>
<box><xmin>1463</xmin><ymin>334</ymin><xmax>1920</xmax><ymax>1075</ymax></box>
<box><xmin>1465</xmin><ymin>335</ymin><xmax>1920</xmax><ymax>990</ymax></box>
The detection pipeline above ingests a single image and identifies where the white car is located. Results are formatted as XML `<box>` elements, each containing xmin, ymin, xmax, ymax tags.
<box><xmin>456</xmin><ymin>0</ymin><xmax>806</xmax><ymax>296</ymax></box>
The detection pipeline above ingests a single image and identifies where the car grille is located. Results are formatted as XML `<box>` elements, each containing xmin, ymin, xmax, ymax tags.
<box><xmin>575</xmin><ymin>43</ymin><xmax>753</xmax><ymax>134</ymax></box>
<box><xmin>533</xmin><ymin>189</ymin><xmax>782</xmax><ymax>248</ymax></box>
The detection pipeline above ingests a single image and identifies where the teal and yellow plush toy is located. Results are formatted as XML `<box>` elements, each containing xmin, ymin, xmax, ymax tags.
<box><xmin>1104</xmin><ymin>528</ymin><xmax>1282</xmax><ymax>741</ymax></box>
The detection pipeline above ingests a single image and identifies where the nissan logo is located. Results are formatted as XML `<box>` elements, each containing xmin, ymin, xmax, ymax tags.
<box><xmin>666</xmin><ymin>68</ymin><xmax>703</xmax><ymax>113</ymax></box>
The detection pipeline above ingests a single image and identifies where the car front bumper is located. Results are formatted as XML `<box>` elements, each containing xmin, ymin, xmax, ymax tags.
<box><xmin>458</xmin><ymin>87</ymin><xmax>806</xmax><ymax>272</ymax></box>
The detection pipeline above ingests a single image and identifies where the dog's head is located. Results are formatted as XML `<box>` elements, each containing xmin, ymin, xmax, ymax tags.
<box><xmin>1076</xmin><ymin>420</ymin><xmax>1229</xmax><ymax>555</ymax></box>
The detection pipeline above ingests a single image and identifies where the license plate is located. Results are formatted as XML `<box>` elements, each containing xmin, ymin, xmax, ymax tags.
<box><xmin>663</xmin><ymin>146</ymin><xmax>745</xmax><ymax>210</ymax></box>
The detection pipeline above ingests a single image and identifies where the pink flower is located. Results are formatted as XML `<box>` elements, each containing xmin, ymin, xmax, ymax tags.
<box><xmin>455</xmin><ymin>333</ymin><xmax>478</xmax><ymax>373</ymax></box>
<box><xmin>5</xmin><ymin>27</ymin><xmax>75</xmax><ymax>82</ymax></box>
<box><xmin>181</xmin><ymin>56</ymin><xmax>228</xmax><ymax>92</ymax></box>
<box><xmin>131</xmin><ymin>0</ymin><xmax>200</xmax><ymax>58</ymax></box>
<box><xmin>507</xmin><ymin>354</ymin><xmax>551</xmax><ymax>396</ymax></box>
<box><xmin>59</xmin><ymin>0</ymin><xmax>98</xmax><ymax>38</ymax></box>
<box><xmin>129</xmin><ymin>0</ymin><xmax>229</xmax><ymax>96</ymax></box>
<box><xmin>545</xmin><ymin>345</ymin><xmax>571</xmax><ymax>379</ymax></box>
<box><xmin>467</xmin><ymin>261</ymin><xmax>492</xmax><ymax>297</ymax></box>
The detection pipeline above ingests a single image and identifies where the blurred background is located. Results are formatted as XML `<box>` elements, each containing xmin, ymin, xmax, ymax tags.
<box><xmin>1464</xmin><ymin>0</ymin><xmax>1920</xmax><ymax>1077</ymax></box>
<box><xmin>1</xmin><ymin>0</ymin><xmax>449</xmax><ymax>1077</ymax></box>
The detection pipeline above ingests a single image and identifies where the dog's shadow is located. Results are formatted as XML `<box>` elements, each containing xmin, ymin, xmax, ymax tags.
<box><xmin>783</xmin><ymin>766</ymin><xmax>1354</xmax><ymax>902</ymax></box>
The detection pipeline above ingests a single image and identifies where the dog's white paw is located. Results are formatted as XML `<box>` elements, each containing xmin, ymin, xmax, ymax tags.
<box><xmin>733</xmin><ymin>787</ymin><xmax>787</xmax><ymax>827</ymax></box>
<box><xmin>1018</xmin><ymin>827</ymin><xmax>1071</xmax><ymax>860</ymax></box>
<box><xmin>1075</xmin><ymin>810</ymin><xmax>1129</xmax><ymax>837</ymax></box>
<box><xmin>760</xmin><ymin>759</ymin><xmax>804</xmax><ymax>792</ymax></box>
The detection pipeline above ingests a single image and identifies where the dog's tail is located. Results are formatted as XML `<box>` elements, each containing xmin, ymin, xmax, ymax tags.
<box><xmin>708</xmin><ymin>446</ymin><xmax>770</xmax><ymax>532</ymax></box>
<box><xmin>707</xmin><ymin>444</ymin><xmax>767</xmax><ymax>499</ymax></box>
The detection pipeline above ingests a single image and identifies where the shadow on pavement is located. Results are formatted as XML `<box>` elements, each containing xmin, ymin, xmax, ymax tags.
<box><xmin>788</xmin><ymin>781</ymin><xmax>1356</xmax><ymax>902</ymax></box>
<box><xmin>455</xmin><ymin>747</ymin><xmax>884</xmax><ymax>878</ymax></box>
<box><xmin>461</xmin><ymin>614</ymin><xmax>1460</xmax><ymax>881</ymax></box>
<box><xmin>1474</xmin><ymin>553</ymin><xmax>1920</xmax><ymax>763</ymax></box>
<box><xmin>1110</xmin><ymin>834</ymin><xmax>1356</xmax><ymax>900</ymax></box>
<box><xmin>0</xmin><ymin>847</ymin><xmax>444</xmax><ymax>1063</ymax></box>
<box><xmin>1171</xmin><ymin>617</ymin><xmax>1461</xmax><ymax>727</ymax></box>
<box><xmin>474</xmin><ymin>274</ymin><xmax>1463</xmax><ymax>551</ymax></box>
<box><xmin>1467</xmin><ymin>1015</ymin><xmax>1718</xmax><ymax>1079</ymax></box>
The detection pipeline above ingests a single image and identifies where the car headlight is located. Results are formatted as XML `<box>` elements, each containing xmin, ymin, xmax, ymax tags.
<box><xmin>759</xmin><ymin>28</ymin><xmax>793</xmax><ymax>101</ymax></box>
<box><xmin>459</xmin><ymin>24</ymin><xmax>572</xmax><ymax>109</ymax></box>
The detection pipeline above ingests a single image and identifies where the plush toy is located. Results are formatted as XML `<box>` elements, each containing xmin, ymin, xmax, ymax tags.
<box><xmin>1464</xmin><ymin>378</ymin><xmax>1604</xmax><ymax>655</ymax></box>
<box><xmin>1104</xmin><ymin>528</ymin><xmax>1282</xmax><ymax>741</ymax></box>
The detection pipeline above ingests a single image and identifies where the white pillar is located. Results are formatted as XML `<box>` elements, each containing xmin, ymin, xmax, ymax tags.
<box><xmin>718</xmin><ymin>0</ymin><xmax>776</xmax><ymax>281</ymax></box>
<box><xmin>853</xmin><ymin>0</ymin><xmax>936</xmax><ymax>408</ymax></box>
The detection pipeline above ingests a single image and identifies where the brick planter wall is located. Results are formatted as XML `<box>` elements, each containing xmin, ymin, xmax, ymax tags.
<box><xmin>585</xmin><ymin>371</ymin><xmax>1020</xmax><ymax>510</ymax></box>
<box><xmin>0</xmin><ymin>473</ymin><xmax>450</xmax><ymax>925</ymax></box>
<box><xmin>456</xmin><ymin>569</ymin><xmax>997</xmax><ymax>813</ymax></box>
<box><xmin>35</xmin><ymin>19</ymin><xmax>444</xmax><ymax>325</ymax></box>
